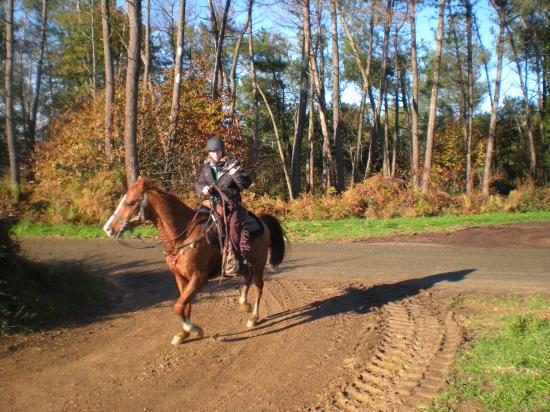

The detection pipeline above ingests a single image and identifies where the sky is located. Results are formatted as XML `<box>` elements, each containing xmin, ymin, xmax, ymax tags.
<box><xmin>132</xmin><ymin>0</ymin><xmax>526</xmax><ymax>114</ymax></box>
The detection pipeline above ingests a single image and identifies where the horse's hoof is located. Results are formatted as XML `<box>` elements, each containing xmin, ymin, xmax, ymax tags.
<box><xmin>190</xmin><ymin>326</ymin><xmax>204</xmax><ymax>339</ymax></box>
<box><xmin>247</xmin><ymin>318</ymin><xmax>257</xmax><ymax>329</ymax></box>
<box><xmin>240</xmin><ymin>302</ymin><xmax>252</xmax><ymax>313</ymax></box>
<box><xmin>171</xmin><ymin>331</ymin><xmax>190</xmax><ymax>345</ymax></box>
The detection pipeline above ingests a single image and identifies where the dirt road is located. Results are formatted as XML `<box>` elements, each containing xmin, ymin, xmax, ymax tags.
<box><xmin>1</xmin><ymin>223</ymin><xmax>549</xmax><ymax>411</ymax></box>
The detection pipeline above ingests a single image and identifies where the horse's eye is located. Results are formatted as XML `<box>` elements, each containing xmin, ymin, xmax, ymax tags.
<box><xmin>125</xmin><ymin>200</ymin><xmax>136</xmax><ymax>207</ymax></box>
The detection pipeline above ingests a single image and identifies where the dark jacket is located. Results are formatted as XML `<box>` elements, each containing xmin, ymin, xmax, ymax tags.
<box><xmin>196</xmin><ymin>157</ymin><xmax>252</xmax><ymax>204</ymax></box>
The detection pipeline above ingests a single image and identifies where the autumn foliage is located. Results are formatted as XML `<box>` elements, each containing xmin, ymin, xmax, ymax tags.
<box><xmin>28</xmin><ymin>75</ymin><xmax>245</xmax><ymax>224</ymax></box>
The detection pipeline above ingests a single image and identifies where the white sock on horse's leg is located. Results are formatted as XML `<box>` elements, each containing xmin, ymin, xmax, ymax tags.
<box><xmin>182</xmin><ymin>320</ymin><xmax>194</xmax><ymax>332</ymax></box>
<box><xmin>239</xmin><ymin>286</ymin><xmax>249</xmax><ymax>305</ymax></box>
<box><xmin>252</xmin><ymin>302</ymin><xmax>259</xmax><ymax>319</ymax></box>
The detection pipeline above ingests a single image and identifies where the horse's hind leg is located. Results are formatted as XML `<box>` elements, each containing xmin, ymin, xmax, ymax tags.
<box><xmin>247</xmin><ymin>272</ymin><xmax>263</xmax><ymax>328</ymax></box>
<box><xmin>239</xmin><ymin>272</ymin><xmax>253</xmax><ymax>313</ymax></box>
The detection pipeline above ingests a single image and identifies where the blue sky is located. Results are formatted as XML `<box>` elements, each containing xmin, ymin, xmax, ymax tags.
<box><xmin>140</xmin><ymin>0</ymin><xmax>524</xmax><ymax>113</ymax></box>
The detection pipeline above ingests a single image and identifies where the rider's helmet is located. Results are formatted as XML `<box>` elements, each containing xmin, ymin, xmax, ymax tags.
<box><xmin>206</xmin><ymin>136</ymin><xmax>224</xmax><ymax>153</ymax></box>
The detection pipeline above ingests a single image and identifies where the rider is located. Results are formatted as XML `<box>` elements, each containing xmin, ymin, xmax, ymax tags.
<box><xmin>196</xmin><ymin>137</ymin><xmax>252</xmax><ymax>275</ymax></box>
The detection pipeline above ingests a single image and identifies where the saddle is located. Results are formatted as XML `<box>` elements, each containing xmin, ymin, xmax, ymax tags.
<box><xmin>199</xmin><ymin>200</ymin><xmax>263</xmax><ymax>237</ymax></box>
<box><xmin>197</xmin><ymin>200</ymin><xmax>264</xmax><ymax>278</ymax></box>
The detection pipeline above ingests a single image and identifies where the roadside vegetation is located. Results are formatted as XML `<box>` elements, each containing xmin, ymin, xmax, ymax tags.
<box><xmin>0</xmin><ymin>206</ymin><xmax>107</xmax><ymax>335</ymax></box>
<box><xmin>431</xmin><ymin>294</ymin><xmax>550</xmax><ymax>411</ymax></box>
<box><xmin>11</xmin><ymin>210</ymin><xmax>550</xmax><ymax>244</ymax></box>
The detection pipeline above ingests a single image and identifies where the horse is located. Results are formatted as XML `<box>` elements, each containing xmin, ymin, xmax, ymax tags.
<box><xmin>102</xmin><ymin>176</ymin><xmax>286</xmax><ymax>345</ymax></box>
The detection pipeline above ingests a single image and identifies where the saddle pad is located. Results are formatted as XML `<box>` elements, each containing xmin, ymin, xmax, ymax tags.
<box><xmin>244</xmin><ymin>212</ymin><xmax>262</xmax><ymax>234</ymax></box>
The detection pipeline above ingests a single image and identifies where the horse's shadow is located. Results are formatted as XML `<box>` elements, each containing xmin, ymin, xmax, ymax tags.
<box><xmin>220</xmin><ymin>268</ymin><xmax>475</xmax><ymax>342</ymax></box>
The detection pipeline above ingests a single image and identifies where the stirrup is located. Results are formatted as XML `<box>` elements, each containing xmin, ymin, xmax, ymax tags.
<box><xmin>224</xmin><ymin>260</ymin><xmax>240</xmax><ymax>276</ymax></box>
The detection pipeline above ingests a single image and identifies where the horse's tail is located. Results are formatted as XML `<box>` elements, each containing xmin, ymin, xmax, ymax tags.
<box><xmin>259</xmin><ymin>213</ymin><xmax>286</xmax><ymax>267</ymax></box>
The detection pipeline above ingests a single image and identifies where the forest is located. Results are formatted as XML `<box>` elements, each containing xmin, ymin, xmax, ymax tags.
<box><xmin>1</xmin><ymin>0</ymin><xmax>549</xmax><ymax>223</ymax></box>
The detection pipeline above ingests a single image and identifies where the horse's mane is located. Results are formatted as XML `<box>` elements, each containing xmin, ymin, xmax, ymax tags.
<box><xmin>145</xmin><ymin>185</ymin><xmax>208</xmax><ymax>238</ymax></box>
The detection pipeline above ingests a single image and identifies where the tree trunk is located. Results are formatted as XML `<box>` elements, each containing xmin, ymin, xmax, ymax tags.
<box><xmin>352</xmin><ymin>83</ymin><xmax>367</xmax><ymax>184</ymax></box>
<box><xmin>291</xmin><ymin>0</ymin><xmax>311</xmax><ymax>198</ymax></box>
<box><xmin>247</xmin><ymin>0</ymin><xmax>259</xmax><ymax>162</ymax></box>
<box><xmin>482</xmin><ymin>4</ymin><xmax>505</xmax><ymax>196</ymax></box>
<box><xmin>330</xmin><ymin>0</ymin><xmax>344</xmax><ymax>191</ymax></box>
<box><xmin>421</xmin><ymin>0</ymin><xmax>446</xmax><ymax>194</ymax></box>
<box><xmin>4</xmin><ymin>0</ymin><xmax>19</xmax><ymax>192</ymax></box>
<box><xmin>391</xmin><ymin>28</ymin><xmax>399</xmax><ymax>177</ymax></box>
<box><xmin>229</xmin><ymin>7</ymin><xmax>251</xmax><ymax>118</ymax></box>
<box><xmin>123</xmin><ymin>0</ymin><xmax>141</xmax><ymax>184</ymax></box>
<box><xmin>449</xmin><ymin>2</ymin><xmax>470</xmax><ymax>193</ymax></box>
<box><xmin>256</xmin><ymin>84</ymin><xmax>293</xmax><ymax>200</ymax></box>
<box><xmin>91</xmin><ymin>0</ymin><xmax>97</xmax><ymax>95</ymax></box>
<box><xmin>143</xmin><ymin>0</ymin><xmax>151</xmax><ymax>97</ymax></box>
<box><xmin>376</xmin><ymin>0</ymin><xmax>393</xmax><ymax>177</ymax></box>
<box><xmin>101</xmin><ymin>0</ymin><xmax>114</xmax><ymax>161</ymax></box>
<box><xmin>311</xmin><ymin>0</ymin><xmax>336</xmax><ymax>191</ymax></box>
<box><xmin>410</xmin><ymin>0</ymin><xmax>420</xmax><ymax>188</ymax></box>
<box><xmin>383</xmin><ymin>86</ymin><xmax>390</xmax><ymax>176</ymax></box>
<box><xmin>473</xmin><ymin>13</ymin><xmax>493</xmax><ymax>103</ymax></box>
<box><xmin>465</xmin><ymin>0</ymin><xmax>474</xmax><ymax>192</ymax></box>
<box><xmin>211</xmin><ymin>0</ymin><xmax>231</xmax><ymax>101</ymax></box>
<box><xmin>306</xmin><ymin>69</ymin><xmax>315</xmax><ymax>192</ymax></box>
<box><xmin>163</xmin><ymin>0</ymin><xmax>187</xmax><ymax>189</ymax></box>
<box><xmin>28</xmin><ymin>0</ymin><xmax>48</xmax><ymax>149</ymax></box>
<box><xmin>336</xmin><ymin>0</ymin><xmax>377</xmax><ymax>178</ymax></box>
<box><xmin>507</xmin><ymin>27</ymin><xmax>537</xmax><ymax>179</ymax></box>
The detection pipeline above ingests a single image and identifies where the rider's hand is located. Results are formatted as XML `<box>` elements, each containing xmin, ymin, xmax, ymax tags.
<box><xmin>202</xmin><ymin>185</ymin><xmax>211</xmax><ymax>195</ymax></box>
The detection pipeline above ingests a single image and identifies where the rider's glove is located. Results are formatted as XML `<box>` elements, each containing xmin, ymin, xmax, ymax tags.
<box><xmin>202</xmin><ymin>185</ymin><xmax>211</xmax><ymax>195</ymax></box>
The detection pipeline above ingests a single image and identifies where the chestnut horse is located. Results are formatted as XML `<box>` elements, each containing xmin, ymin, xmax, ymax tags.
<box><xmin>103</xmin><ymin>176</ymin><xmax>286</xmax><ymax>345</ymax></box>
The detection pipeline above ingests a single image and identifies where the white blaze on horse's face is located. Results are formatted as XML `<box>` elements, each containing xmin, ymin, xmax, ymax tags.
<box><xmin>103</xmin><ymin>195</ymin><xmax>127</xmax><ymax>237</ymax></box>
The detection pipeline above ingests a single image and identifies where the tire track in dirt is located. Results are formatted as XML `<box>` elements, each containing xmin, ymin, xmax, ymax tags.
<box><xmin>322</xmin><ymin>291</ymin><xmax>462</xmax><ymax>411</ymax></box>
<box><xmin>1</xmin><ymin>277</ymin><xmax>462</xmax><ymax>412</ymax></box>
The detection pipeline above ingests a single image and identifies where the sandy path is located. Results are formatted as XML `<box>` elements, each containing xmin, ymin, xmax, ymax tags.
<box><xmin>1</xmin><ymin>222</ymin><xmax>548</xmax><ymax>411</ymax></box>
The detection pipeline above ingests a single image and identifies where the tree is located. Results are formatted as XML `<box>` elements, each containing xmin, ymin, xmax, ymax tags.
<box><xmin>28</xmin><ymin>0</ymin><xmax>48</xmax><ymax>149</ymax></box>
<box><xmin>4</xmin><ymin>0</ymin><xmax>19</xmax><ymax>192</ymax></box>
<box><xmin>163</xmin><ymin>0</ymin><xmax>187</xmax><ymax>189</ymax></box>
<box><xmin>330</xmin><ymin>0</ymin><xmax>344</xmax><ymax>191</ymax></box>
<box><xmin>421</xmin><ymin>0</ymin><xmax>446</xmax><ymax>194</ymax></box>
<box><xmin>410</xmin><ymin>0</ymin><xmax>420</xmax><ymax>188</ymax></box>
<box><xmin>507</xmin><ymin>25</ymin><xmax>536</xmax><ymax>179</ymax></box>
<box><xmin>142</xmin><ymin>0</ymin><xmax>151</xmax><ymax>96</ymax></box>
<box><xmin>291</xmin><ymin>0</ymin><xmax>311</xmax><ymax>198</ymax></box>
<box><xmin>308</xmin><ymin>0</ymin><xmax>336</xmax><ymax>190</ymax></box>
<box><xmin>123</xmin><ymin>0</ymin><xmax>141</xmax><ymax>184</ymax></box>
<box><xmin>101</xmin><ymin>0</ymin><xmax>114</xmax><ymax>160</ymax></box>
<box><xmin>482</xmin><ymin>0</ymin><xmax>505</xmax><ymax>195</ymax></box>
<box><xmin>211</xmin><ymin>0</ymin><xmax>231</xmax><ymax>101</ymax></box>
<box><xmin>465</xmin><ymin>0</ymin><xmax>474</xmax><ymax>192</ymax></box>
<box><xmin>247</xmin><ymin>0</ymin><xmax>259</xmax><ymax>162</ymax></box>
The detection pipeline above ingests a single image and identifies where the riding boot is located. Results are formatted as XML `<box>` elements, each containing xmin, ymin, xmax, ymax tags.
<box><xmin>224</xmin><ymin>248</ymin><xmax>240</xmax><ymax>276</ymax></box>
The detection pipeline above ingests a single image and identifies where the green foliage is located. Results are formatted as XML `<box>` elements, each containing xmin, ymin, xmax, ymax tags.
<box><xmin>432</xmin><ymin>295</ymin><xmax>550</xmax><ymax>411</ymax></box>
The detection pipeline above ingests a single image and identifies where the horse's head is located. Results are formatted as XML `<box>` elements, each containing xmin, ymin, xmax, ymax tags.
<box><xmin>103</xmin><ymin>175</ymin><xmax>149</xmax><ymax>238</ymax></box>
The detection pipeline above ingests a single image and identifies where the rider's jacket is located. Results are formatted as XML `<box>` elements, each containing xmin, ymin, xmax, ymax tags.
<box><xmin>195</xmin><ymin>157</ymin><xmax>251</xmax><ymax>204</ymax></box>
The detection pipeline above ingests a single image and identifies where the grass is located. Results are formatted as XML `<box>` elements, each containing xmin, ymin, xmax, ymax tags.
<box><xmin>283</xmin><ymin>210</ymin><xmax>550</xmax><ymax>242</ymax></box>
<box><xmin>1</xmin><ymin>255</ymin><xmax>108</xmax><ymax>335</ymax></box>
<box><xmin>11</xmin><ymin>210</ymin><xmax>550</xmax><ymax>243</ymax></box>
<box><xmin>430</xmin><ymin>294</ymin><xmax>550</xmax><ymax>411</ymax></box>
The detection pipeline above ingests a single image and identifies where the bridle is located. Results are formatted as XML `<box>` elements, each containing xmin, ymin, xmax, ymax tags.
<box><xmin>112</xmin><ymin>193</ymin><xmax>149</xmax><ymax>239</ymax></box>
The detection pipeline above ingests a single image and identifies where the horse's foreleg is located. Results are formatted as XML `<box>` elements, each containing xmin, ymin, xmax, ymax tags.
<box><xmin>171</xmin><ymin>275</ymin><xmax>204</xmax><ymax>345</ymax></box>
<box><xmin>239</xmin><ymin>273</ymin><xmax>253</xmax><ymax>313</ymax></box>
<box><xmin>247</xmin><ymin>273</ymin><xmax>263</xmax><ymax>328</ymax></box>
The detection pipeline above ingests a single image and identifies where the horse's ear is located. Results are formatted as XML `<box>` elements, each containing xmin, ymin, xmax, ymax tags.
<box><xmin>136</xmin><ymin>175</ymin><xmax>148</xmax><ymax>191</ymax></box>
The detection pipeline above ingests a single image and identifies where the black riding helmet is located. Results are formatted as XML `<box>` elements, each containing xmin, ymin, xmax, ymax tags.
<box><xmin>206</xmin><ymin>136</ymin><xmax>224</xmax><ymax>152</ymax></box>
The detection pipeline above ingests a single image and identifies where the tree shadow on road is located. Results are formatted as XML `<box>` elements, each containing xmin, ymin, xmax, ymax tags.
<box><xmin>221</xmin><ymin>268</ymin><xmax>475</xmax><ymax>342</ymax></box>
